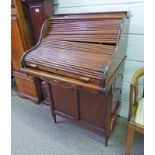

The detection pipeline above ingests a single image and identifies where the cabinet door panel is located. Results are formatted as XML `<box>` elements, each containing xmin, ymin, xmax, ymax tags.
<box><xmin>79</xmin><ymin>90</ymin><xmax>106</xmax><ymax>129</ymax></box>
<box><xmin>29</xmin><ymin>2</ymin><xmax>44</xmax><ymax>41</ymax></box>
<box><xmin>50</xmin><ymin>81</ymin><xmax>78</xmax><ymax>119</ymax></box>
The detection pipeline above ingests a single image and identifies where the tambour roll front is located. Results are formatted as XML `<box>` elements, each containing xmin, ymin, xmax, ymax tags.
<box><xmin>21</xmin><ymin>12</ymin><xmax>130</xmax><ymax>146</ymax></box>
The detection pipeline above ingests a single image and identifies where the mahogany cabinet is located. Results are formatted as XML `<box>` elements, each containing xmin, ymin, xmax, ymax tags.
<box><xmin>21</xmin><ymin>0</ymin><xmax>53</xmax><ymax>42</ymax></box>
<box><xmin>11</xmin><ymin>0</ymin><xmax>43</xmax><ymax>103</ymax></box>
<box><xmin>21</xmin><ymin>12</ymin><xmax>130</xmax><ymax>145</ymax></box>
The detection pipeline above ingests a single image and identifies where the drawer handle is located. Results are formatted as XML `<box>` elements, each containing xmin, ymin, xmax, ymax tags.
<box><xmin>80</xmin><ymin>76</ymin><xmax>90</xmax><ymax>82</ymax></box>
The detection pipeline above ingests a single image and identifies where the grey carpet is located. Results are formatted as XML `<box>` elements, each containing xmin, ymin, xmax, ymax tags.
<box><xmin>11</xmin><ymin>80</ymin><xmax>144</xmax><ymax>155</ymax></box>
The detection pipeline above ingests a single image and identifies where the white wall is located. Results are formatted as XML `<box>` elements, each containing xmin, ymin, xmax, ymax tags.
<box><xmin>54</xmin><ymin>0</ymin><xmax>144</xmax><ymax>117</ymax></box>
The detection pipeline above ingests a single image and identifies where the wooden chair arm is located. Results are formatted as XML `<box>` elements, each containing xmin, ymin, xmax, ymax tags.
<box><xmin>131</xmin><ymin>68</ymin><xmax>144</xmax><ymax>86</ymax></box>
<box><xmin>128</xmin><ymin>67</ymin><xmax>144</xmax><ymax>121</ymax></box>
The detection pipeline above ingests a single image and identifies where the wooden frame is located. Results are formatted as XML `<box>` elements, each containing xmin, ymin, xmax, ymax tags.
<box><xmin>125</xmin><ymin>67</ymin><xmax>144</xmax><ymax>155</ymax></box>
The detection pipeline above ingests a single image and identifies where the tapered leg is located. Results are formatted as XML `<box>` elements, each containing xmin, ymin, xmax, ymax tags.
<box><xmin>52</xmin><ymin>114</ymin><xmax>57</xmax><ymax>123</ymax></box>
<box><xmin>125</xmin><ymin>123</ymin><xmax>135</xmax><ymax>155</ymax></box>
<box><xmin>104</xmin><ymin>126</ymin><xmax>110</xmax><ymax>147</ymax></box>
<box><xmin>50</xmin><ymin>106</ymin><xmax>57</xmax><ymax>123</ymax></box>
<box><xmin>105</xmin><ymin>136</ymin><xmax>109</xmax><ymax>147</ymax></box>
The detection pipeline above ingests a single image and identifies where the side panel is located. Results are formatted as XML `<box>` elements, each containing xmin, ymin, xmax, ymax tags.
<box><xmin>105</xmin><ymin>18</ymin><xmax>130</xmax><ymax>85</ymax></box>
<box><xmin>14</xmin><ymin>71</ymin><xmax>42</xmax><ymax>103</ymax></box>
<box><xmin>11</xmin><ymin>16</ymin><xmax>24</xmax><ymax>71</ymax></box>
<box><xmin>79</xmin><ymin>90</ymin><xmax>106</xmax><ymax>129</ymax></box>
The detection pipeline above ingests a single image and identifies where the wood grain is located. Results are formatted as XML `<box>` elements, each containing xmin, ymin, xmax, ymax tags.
<box><xmin>23</xmin><ymin>12</ymin><xmax>128</xmax><ymax>87</ymax></box>
<box><xmin>21</xmin><ymin>12</ymin><xmax>129</xmax><ymax>146</ymax></box>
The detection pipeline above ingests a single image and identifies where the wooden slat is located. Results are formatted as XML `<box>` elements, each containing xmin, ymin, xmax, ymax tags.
<box><xmin>26</xmin><ymin>45</ymin><xmax>113</xmax><ymax>65</ymax></box>
<box><xmin>47</xmin><ymin>18</ymin><xmax>122</xmax><ymax>44</ymax></box>
<box><xmin>50</xmin><ymin>11</ymin><xmax>128</xmax><ymax>19</ymax></box>
<box><xmin>47</xmin><ymin>30</ymin><xmax>119</xmax><ymax>35</ymax></box>
<box><xmin>40</xmin><ymin>40</ymin><xmax>115</xmax><ymax>55</ymax></box>
<box><xmin>39</xmin><ymin>44</ymin><xmax>114</xmax><ymax>55</ymax></box>
<box><xmin>24</xmin><ymin>39</ymin><xmax>114</xmax><ymax>84</ymax></box>
<box><xmin>23</xmin><ymin>12</ymin><xmax>127</xmax><ymax>87</ymax></box>
<box><xmin>50</xmin><ymin>20</ymin><xmax>122</xmax><ymax>27</ymax></box>
<box><xmin>44</xmin><ymin>36</ymin><xmax>117</xmax><ymax>44</ymax></box>
<box><xmin>25</xmin><ymin>49</ymin><xmax>111</xmax><ymax>75</ymax></box>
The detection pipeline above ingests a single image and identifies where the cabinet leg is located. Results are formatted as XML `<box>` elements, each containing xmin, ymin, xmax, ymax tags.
<box><xmin>53</xmin><ymin>114</ymin><xmax>57</xmax><ymax>123</ymax></box>
<box><xmin>104</xmin><ymin>125</ymin><xmax>110</xmax><ymax>146</ymax></box>
<box><xmin>50</xmin><ymin>106</ymin><xmax>57</xmax><ymax>123</ymax></box>
<box><xmin>105</xmin><ymin>136</ymin><xmax>109</xmax><ymax>147</ymax></box>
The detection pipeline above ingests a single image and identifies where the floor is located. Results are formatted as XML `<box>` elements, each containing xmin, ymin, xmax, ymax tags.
<box><xmin>11</xmin><ymin>80</ymin><xmax>144</xmax><ymax>155</ymax></box>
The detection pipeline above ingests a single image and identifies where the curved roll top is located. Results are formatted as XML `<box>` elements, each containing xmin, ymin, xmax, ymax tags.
<box><xmin>22</xmin><ymin>11</ymin><xmax>129</xmax><ymax>88</ymax></box>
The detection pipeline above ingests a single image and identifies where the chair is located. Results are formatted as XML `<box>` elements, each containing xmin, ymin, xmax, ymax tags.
<box><xmin>125</xmin><ymin>67</ymin><xmax>144</xmax><ymax>155</ymax></box>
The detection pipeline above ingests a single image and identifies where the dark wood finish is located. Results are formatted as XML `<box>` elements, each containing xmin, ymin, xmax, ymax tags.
<box><xmin>11</xmin><ymin>0</ymin><xmax>42</xmax><ymax>103</ymax></box>
<box><xmin>41</xmin><ymin>81</ymin><xmax>56</xmax><ymax>122</ymax></box>
<box><xmin>79</xmin><ymin>90</ymin><xmax>106</xmax><ymax>128</ymax></box>
<box><xmin>21</xmin><ymin>0</ymin><xmax>53</xmax><ymax>42</ymax></box>
<box><xmin>11</xmin><ymin>0</ymin><xmax>15</xmax><ymax>7</ymax></box>
<box><xmin>21</xmin><ymin>12</ymin><xmax>130</xmax><ymax>145</ymax></box>
<box><xmin>51</xmin><ymin>83</ymin><xmax>78</xmax><ymax>119</ymax></box>
<box><xmin>41</xmin><ymin>80</ymin><xmax>50</xmax><ymax>105</ymax></box>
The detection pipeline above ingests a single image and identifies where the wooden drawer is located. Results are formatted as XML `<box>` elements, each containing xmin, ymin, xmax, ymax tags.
<box><xmin>14</xmin><ymin>71</ymin><xmax>42</xmax><ymax>103</ymax></box>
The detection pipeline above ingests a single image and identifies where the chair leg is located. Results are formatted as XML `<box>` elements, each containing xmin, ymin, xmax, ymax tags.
<box><xmin>125</xmin><ymin>123</ymin><xmax>135</xmax><ymax>155</ymax></box>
